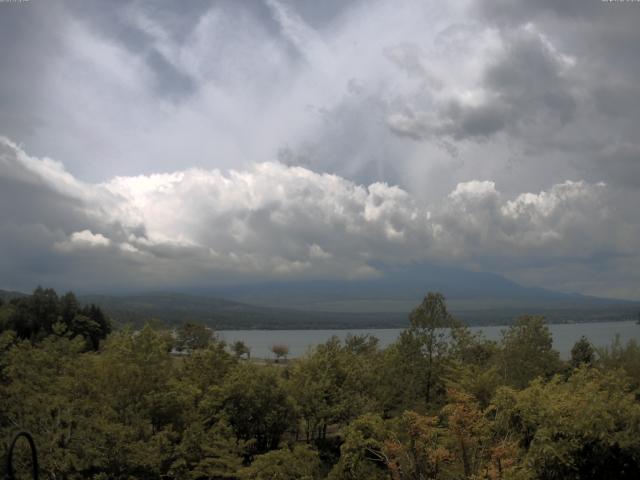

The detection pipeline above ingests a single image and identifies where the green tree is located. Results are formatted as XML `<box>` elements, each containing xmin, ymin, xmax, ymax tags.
<box><xmin>175</xmin><ymin>322</ymin><xmax>214</xmax><ymax>352</ymax></box>
<box><xmin>1</xmin><ymin>288</ymin><xmax>110</xmax><ymax>351</ymax></box>
<box><xmin>407</xmin><ymin>292</ymin><xmax>456</xmax><ymax>404</ymax></box>
<box><xmin>79</xmin><ymin>303</ymin><xmax>112</xmax><ymax>349</ymax></box>
<box><xmin>179</xmin><ymin>341</ymin><xmax>237</xmax><ymax>404</ymax></box>
<box><xmin>232</xmin><ymin>340</ymin><xmax>251</xmax><ymax>359</ymax></box>
<box><xmin>597</xmin><ymin>336</ymin><xmax>640</xmax><ymax>386</ymax></box>
<box><xmin>221</xmin><ymin>363</ymin><xmax>296</xmax><ymax>454</ymax></box>
<box><xmin>492</xmin><ymin>367</ymin><xmax>640</xmax><ymax>479</ymax></box>
<box><xmin>170</xmin><ymin>421</ymin><xmax>244</xmax><ymax>480</ymax></box>
<box><xmin>29</xmin><ymin>286</ymin><xmax>59</xmax><ymax>336</ymax></box>
<box><xmin>327</xmin><ymin>414</ymin><xmax>391</xmax><ymax>480</ymax></box>
<box><xmin>96</xmin><ymin>325</ymin><xmax>183</xmax><ymax>433</ymax></box>
<box><xmin>376</xmin><ymin>293</ymin><xmax>455</xmax><ymax>414</ymax></box>
<box><xmin>375</xmin><ymin>331</ymin><xmax>428</xmax><ymax>415</ymax></box>
<box><xmin>344</xmin><ymin>333</ymin><xmax>379</xmax><ymax>356</ymax></box>
<box><xmin>499</xmin><ymin>315</ymin><xmax>562</xmax><ymax>388</ymax></box>
<box><xmin>570</xmin><ymin>335</ymin><xmax>595</xmax><ymax>369</ymax></box>
<box><xmin>447</xmin><ymin>324</ymin><xmax>500</xmax><ymax>408</ymax></box>
<box><xmin>289</xmin><ymin>337</ymin><xmax>375</xmax><ymax>442</ymax></box>
<box><xmin>240</xmin><ymin>445</ymin><xmax>321</xmax><ymax>480</ymax></box>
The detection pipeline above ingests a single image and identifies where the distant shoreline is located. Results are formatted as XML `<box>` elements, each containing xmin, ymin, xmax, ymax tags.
<box><xmin>214</xmin><ymin>317</ymin><xmax>639</xmax><ymax>331</ymax></box>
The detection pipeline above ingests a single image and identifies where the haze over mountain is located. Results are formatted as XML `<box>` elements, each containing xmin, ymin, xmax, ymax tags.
<box><xmin>5</xmin><ymin>261</ymin><xmax>636</xmax><ymax>329</ymax></box>
<box><xmin>209</xmin><ymin>263</ymin><xmax>635</xmax><ymax>313</ymax></box>
<box><xmin>67</xmin><ymin>266</ymin><xmax>640</xmax><ymax>329</ymax></box>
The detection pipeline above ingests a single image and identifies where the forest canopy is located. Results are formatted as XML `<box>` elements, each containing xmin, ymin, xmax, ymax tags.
<box><xmin>1</xmin><ymin>288</ymin><xmax>639</xmax><ymax>479</ymax></box>
<box><xmin>0</xmin><ymin>286</ymin><xmax>111</xmax><ymax>350</ymax></box>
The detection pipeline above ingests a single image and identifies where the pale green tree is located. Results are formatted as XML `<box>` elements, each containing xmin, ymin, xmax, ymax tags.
<box><xmin>499</xmin><ymin>315</ymin><xmax>562</xmax><ymax>388</ymax></box>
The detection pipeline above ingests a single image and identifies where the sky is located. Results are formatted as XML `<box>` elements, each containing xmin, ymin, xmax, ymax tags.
<box><xmin>1</xmin><ymin>0</ymin><xmax>639</xmax><ymax>299</ymax></box>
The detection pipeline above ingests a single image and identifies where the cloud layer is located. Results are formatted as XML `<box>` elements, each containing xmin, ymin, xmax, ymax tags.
<box><xmin>2</xmin><ymin>0</ymin><xmax>638</xmax><ymax>194</ymax></box>
<box><xmin>2</xmin><ymin>139</ymin><xmax>638</xmax><ymax>299</ymax></box>
<box><xmin>1</xmin><ymin>0</ymin><xmax>640</xmax><ymax>299</ymax></box>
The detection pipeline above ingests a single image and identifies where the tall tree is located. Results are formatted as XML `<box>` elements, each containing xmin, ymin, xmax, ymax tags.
<box><xmin>221</xmin><ymin>364</ymin><xmax>296</xmax><ymax>454</ymax></box>
<box><xmin>570</xmin><ymin>336</ymin><xmax>595</xmax><ymax>369</ymax></box>
<box><xmin>499</xmin><ymin>315</ymin><xmax>562</xmax><ymax>388</ymax></box>
<box><xmin>408</xmin><ymin>292</ymin><xmax>456</xmax><ymax>404</ymax></box>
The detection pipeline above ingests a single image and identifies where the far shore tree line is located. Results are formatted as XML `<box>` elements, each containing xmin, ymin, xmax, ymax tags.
<box><xmin>172</xmin><ymin>321</ymin><xmax>288</xmax><ymax>362</ymax></box>
<box><xmin>1</xmin><ymin>287</ymin><xmax>639</xmax><ymax>479</ymax></box>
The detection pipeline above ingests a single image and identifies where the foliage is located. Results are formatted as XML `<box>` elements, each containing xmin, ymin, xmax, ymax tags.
<box><xmin>407</xmin><ymin>292</ymin><xmax>456</xmax><ymax>404</ymax></box>
<box><xmin>289</xmin><ymin>336</ymin><xmax>377</xmax><ymax>443</ymax></box>
<box><xmin>175</xmin><ymin>321</ymin><xmax>214</xmax><ymax>352</ymax></box>
<box><xmin>327</xmin><ymin>414</ymin><xmax>390</xmax><ymax>480</ymax></box>
<box><xmin>220</xmin><ymin>363</ymin><xmax>296</xmax><ymax>454</ymax></box>
<box><xmin>385</xmin><ymin>411</ymin><xmax>452</xmax><ymax>480</ymax></box>
<box><xmin>271</xmin><ymin>344</ymin><xmax>290</xmax><ymax>362</ymax></box>
<box><xmin>170</xmin><ymin>421</ymin><xmax>245</xmax><ymax>479</ymax></box>
<box><xmin>239</xmin><ymin>445</ymin><xmax>321</xmax><ymax>480</ymax></box>
<box><xmin>2</xmin><ymin>288</ymin><xmax>638</xmax><ymax>480</ymax></box>
<box><xmin>570</xmin><ymin>335</ymin><xmax>595</xmax><ymax>369</ymax></box>
<box><xmin>232</xmin><ymin>340</ymin><xmax>251</xmax><ymax>359</ymax></box>
<box><xmin>0</xmin><ymin>287</ymin><xmax>111</xmax><ymax>350</ymax></box>
<box><xmin>596</xmin><ymin>335</ymin><xmax>640</xmax><ymax>386</ymax></box>
<box><xmin>499</xmin><ymin>315</ymin><xmax>562</xmax><ymax>389</ymax></box>
<box><xmin>492</xmin><ymin>367</ymin><xmax>640</xmax><ymax>479</ymax></box>
<box><xmin>442</xmin><ymin>389</ymin><xmax>490</xmax><ymax>477</ymax></box>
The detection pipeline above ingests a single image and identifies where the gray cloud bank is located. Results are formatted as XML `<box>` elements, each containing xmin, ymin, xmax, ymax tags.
<box><xmin>1</xmin><ymin>0</ymin><xmax>640</xmax><ymax>299</ymax></box>
<box><xmin>2</xmin><ymin>139</ymin><xmax>639</xmax><ymax>299</ymax></box>
<box><xmin>2</xmin><ymin>0</ymin><xmax>639</xmax><ymax>194</ymax></box>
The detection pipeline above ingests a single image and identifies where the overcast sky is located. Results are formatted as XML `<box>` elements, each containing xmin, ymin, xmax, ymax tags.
<box><xmin>1</xmin><ymin>0</ymin><xmax>639</xmax><ymax>299</ymax></box>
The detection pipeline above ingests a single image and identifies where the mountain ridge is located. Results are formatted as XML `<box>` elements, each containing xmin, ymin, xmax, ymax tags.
<box><xmin>2</xmin><ymin>264</ymin><xmax>637</xmax><ymax>329</ymax></box>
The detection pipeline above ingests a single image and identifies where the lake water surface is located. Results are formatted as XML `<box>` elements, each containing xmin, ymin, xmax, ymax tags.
<box><xmin>218</xmin><ymin>321</ymin><xmax>640</xmax><ymax>359</ymax></box>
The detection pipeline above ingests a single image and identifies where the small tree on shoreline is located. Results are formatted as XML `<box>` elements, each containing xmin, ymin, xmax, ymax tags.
<box><xmin>232</xmin><ymin>340</ymin><xmax>251</xmax><ymax>360</ymax></box>
<box><xmin>271</xmin><ymin>344</ymin><xmax>289</xmax><ymax>363</ymax></box>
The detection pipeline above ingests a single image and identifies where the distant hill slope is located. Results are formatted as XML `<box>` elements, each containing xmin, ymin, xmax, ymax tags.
<box><xmin>77</xmin><ymin>292</ymin><xmax>408</xmax><ymax>329</ymax></box>
<box><xmin>81</xmin><ymin>295</ymin><xmax>637</xmax><ymax>329</ymax></box>
<box><xmin>0</xmin><ymin>289</ymin><xmax>28</xmax><ymax>302</ymax></box>
<box><xmin>79</xmin><ymin>262</ymin><xmax>638</xmax><ymax>329</ymax></box>
<box><xmin>208</xmin><ymin>263</ymin><xmax>635</xmax><ymax>312</ymax></box>
<box><xmin>79</xmin><ymin>292</ymin><xmax>638</xmax><ymax>330</ymax></box>
<box><xmin>4</xmin><ymin>261</ymin><xmax>638</xmax><ymax>329</ymax></box>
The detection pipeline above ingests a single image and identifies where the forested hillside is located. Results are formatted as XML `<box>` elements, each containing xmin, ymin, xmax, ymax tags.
<box><xmin>3</xmin><ymin>288</ymin><xmax>637</xmax><ymax>330</ymax></box>
<box><xmin>1</xmin><ymin>290</ymin><xmax>640</xmax><ymax>479</ymax></box>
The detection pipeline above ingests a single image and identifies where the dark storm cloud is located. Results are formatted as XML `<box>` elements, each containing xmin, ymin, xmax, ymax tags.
<box><xmin>446</xmin><ymin>102</ymin><xmax>508</xmax><ymax>139</ymax></box>
<box><xmin>385</xmin><ymin>0</ymin><xmax>640</xmax><ymax>194</ymax></box>
<box><xmin>484</xmin><ymin>29</ymin><xmax>577</xmax><ymax>125</ymax></box>
<box><xmin>475</xmin><ymin>0</ymin><xmax>640</xmax><ymax>185</ymax></box>
<box><xmin>388</xmin><ymin>24</ymin><xmax>579</xmax><ymax>150</ymax></box>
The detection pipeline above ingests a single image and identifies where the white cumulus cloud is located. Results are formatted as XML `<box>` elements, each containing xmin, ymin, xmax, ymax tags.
<box><xmin>2</xmin><ymin>138</ymin><xmax>639</xmax><ymax>298</ymax></box>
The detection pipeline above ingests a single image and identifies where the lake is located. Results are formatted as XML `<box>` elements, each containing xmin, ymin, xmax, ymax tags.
<box><xmin>218</xmin><ymin>320</ymin><xmax>640</xmax><ymax>359</ymax></box>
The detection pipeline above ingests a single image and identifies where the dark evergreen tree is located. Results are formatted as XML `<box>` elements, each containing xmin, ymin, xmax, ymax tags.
<box><xmin>570</xmin><ymin>335</ymin><xmax>595</xmax><ymax>368</ymax></box>
<box><xmin>0</xmin><ymin>287</ymin><xmax>110</xmax><ymax>350</ymax></box>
